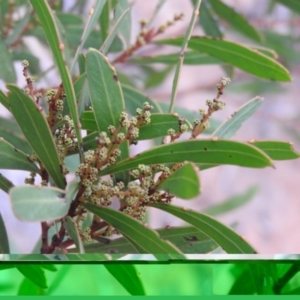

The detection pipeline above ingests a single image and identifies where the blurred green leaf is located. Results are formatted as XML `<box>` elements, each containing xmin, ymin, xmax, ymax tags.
<box><xmin>207</xmin><ymin>0</ymin><xmax>262</xmax><ymax>42</ymax></box>
<box><xmin>30</xmin><ymin>0</ymin><xmax>83</xmax><ymax>163</ymax></box>
<box><xmin>8</xmin><ymin>85</ymin><xmax>66</xmax><ymax>188</ymax></box>
<box><xmin>74</xmin><ymin>72</ymin><xmax>89</xmax><ymax>117</ymax></box>
<box><xmin>18</xmin><ymin>277</ymin><xmax>46</xmax><ymax>295</ymax></box>
<box><xmin>156</xmin><ymin>36</ymin><xmax>292</xmax><ymax>81</ymax></box>
<box><xmin>100</xmin><ymin>139</ymin><xmax>273</xmax><ymax>176</ymax></box>
<box><xmin>0</xmin><ymin>173</ymin><xmax>14</xmax><ymax>194</ymax></box>
<box><xmin>56</xmin><ymin>12</ymin><xmax>83</xmax><ymax>26</ymax></box>
<box><xmin>78</xmin><ymin>53</ymin><xmax>86</xmax><ymax>75</ymax></box>
<box><xmin>274</xmin><ymin>0</ymin><xmax>300</xmax><ymax>14</ymax></box>
<box><xmin>114</xmin><ymin>0</ymin><xmax>131</xmax><ymax>48</ymax></box>
<box><xmin>203</xmin><ymin>185</ymin><xmax>258</xmax><ymax>216</ymax></box>
<box><xmin>0</xmin><ymin>213</ymin><xmax>10</xmax><ymax>253</ymax></box>
<box><xmin>252</xmin><ymin>141</ymin><xmax>300</xmax><ymax>160</ymax></box>
<box><xmin>144</xmin><ymin>65</ymin><xmax>173</xmax><ymax>89</ymax></box>
<box><xmin>83</xmin><ymin>203</ymin><xmax>183</xmax><ymax>256</ymax></box>
<box><xmin>10</xmin><ymin>181</ymin><xmax>78</xmax><ymax>222</ymax></box>
<box><xmin>213</xmin><ymin>96</ymin><xmax>264</xmax><ymax>139</ymax></box>
<box><xmin>0</xmin><ymin>89</ymin><xmax>9</xmax><ymax>111</ymax></box>
<box><xmin>157</xmin><ymin>162</ymin><xmax>200</xmax><ymax>199</ymax></box>
<box><xmin>12</xmin><ymin>50</ymin><xmax>41</xmax><ymax>74</ymax></box>
<box><xmin>150</xmin><ymin>203</ymin><xmax>257</xmax><ymax>254</ymax></box>
<box><xmin>104</xmin><ymin>264</ymin><xmax>146</xmax><ymax>295</ymax></box>
<box><xmin>16</xmin><ymin>265</ymin><xmax>47</xmax><ymax>289</ymax></box>
<box><xmin>99</xmin><ymin>0</ymin><xmax>110</xmax><ymax>41</ymax></box>
<box><xmin>65</xmin><ymin>216</ymin><xmax>85</xmax><ymax>254</ymax></box>
<box><xmin>0</xmin><ymin>138</ymin><xmax>39</xmax><ymax>173</ymax></box>
<box><xmin>0</xmin><ymin>37</ymin><xmax>16</xmax><ymax>83</ymax></box>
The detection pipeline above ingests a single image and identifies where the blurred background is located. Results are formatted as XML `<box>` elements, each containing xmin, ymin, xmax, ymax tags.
<box><xmin>0</xmin><ymin>0</ymin><xmax>300</xmax><ymax>254</ymax></box>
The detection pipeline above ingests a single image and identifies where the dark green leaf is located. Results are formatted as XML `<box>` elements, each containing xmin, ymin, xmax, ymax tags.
<box><xmin>0</xmin><ymin>138</ymin><xmax>39</xmax><ymax>173</ymax></box>
<box><xmin>30</xmin><ymin>0</ymin><xmax>83</xmax><ymax>162</ymax></box>
<box><xmin>83</xmin><ymin>203</ymin><xmax>183</xmax><ymax>256</ymax></box>
<box><xmin>158</xmin><ymin>162</ymin><xmax>200</xmax><ymax>199</ymax></box>
<box><xmin>150</xmin><ymin>203</ymin><xmax>257</xmax><ymax>254</ymax></box>
<box><xmin>207</xmin><ymin>0</ymin><xmax>262</xmax><ymax>42</ymax></box>
<box><xmin>104</xmin><ymin>264</ymin><xmax>146</xmax><ymax>295</ymax></box>
<box><xmin>0</xmin><ymin>38</ymin><xmax>16</xmax><ymax>83</ymax></box>
<box><xmin>16</xmin><ymin>265</ymin><xmax>47</xmax><ymax>289</ymax></box>
<box><xmin>65</xmin><ymin>216</ymin><xmax>85</xmax><ymax>254</ymax></box>
<box><xmin>8</xmin><ymin>85</ymin><xmax>66</xmax><ymax>188</ymax></box>
<box><xmin>203</xmin><ymin>185</ymin><xmax>258</xmax><ymax>216</ymax></box>
<box><xmin>156</xmin><ymin>36</ymin><xmax>292</xmax><ymax>81</ymax></box>
<box><xmin>199</xmin><ymin>0</ymin><xmax>223</xmax><ymax>38</ymax></box>
<box><xmin>0</xmin><ymin>173</ymin><xmax>13</xmax><ymax>194</ymax></box>
<box><xmin>18</xmin><ymin>277</ymin><xmax>46</xmax><ymax>295</ymax></box>
<box><xmin>0</xmin><ymin>213</ymin><xmax>10</xmax><ymax>253</ymax></box>
<box><xmin>251</xmin><ymin>141</ymin><xmax>300</xmax><ymax>160</ymax></box>
<box><xmin>10</xmin><ymin>181</ymin><xmax>78</xmax><ymax>222</ymax></box>
<box><xmin>0</xmin><ymin>89</ymin><xmax>10</xmax><ymax>111</ymax></box>
<box><xmin>78</xmin><ymin>53</ymin><xmax>86</xmax><ymax>75</ymax></box>
<box><xmin>213</xmin><ymin>96</ymin><xmax>264</xmax><ymax>139</ymax></box>
<box><xmin>74</xmin><ymin>72</ymin><xmax>89</xmax><ymax>117</ymax></box>
<box><xmin>100</xmin><ymin>139</ymin><xmax>273</xmax><ymax>176</ymax></box>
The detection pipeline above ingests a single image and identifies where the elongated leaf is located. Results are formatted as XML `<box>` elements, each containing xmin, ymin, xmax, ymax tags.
<box><xmin>100</xmin><ymin>8</ymin><xmax>130</xmax><ymax>54</ymax></box>
<box><xmin>10</xmin><ymin>181</ymin><xmax>78</xmax><ymax>222</ymax></box>
<box><xmin>16</xmin><ymin>265</ymin><xmax>47</xmax><ymax>289</ymax></box>
<box><xmin>74</xmin><ymin>72</ymin><xmax>89</xmax><ymax>117</ymax></box>
<box><xmin>70</xmin><ymin>0</ymin><xmax>107</xmax><ymax>73</ymax></box>
<box><xmin>0</xmin><ymin>117</ymin><xmax>32</xmax><ymax>154</ymax></box>
<box><xmin>71</xmin><ymin>226</ymin><xmax>218</xmax><ymax>254</ymax></box>
<box><xmin>86</xmin><ymin>48</ymin><xmax>129</xmax><ymax>183</ymax></box>
<box><xmin>251</xmin><ymin>141</ymin><xmax>300</xmax><ymax>160</ymax></box>
<box><xmin>104</xmin><ymin>264</ymin><xmax>145</xmax><ymax>295</ymax></box>
<box><xmin>99</xmin><ymin>0</ymin><xmax>110</xmax><ymax>41</ymax></box>
<box><xmin>212</xmin><ymin>96</ymin><xmax>264</xmax><ymax>139</ymax></box>
<box><xmin>18</xmin><ymin>277</ymin><xmax>46</xmax><ymax>295</ymax></box>
<box><xmin>56</xmin><ymin>12</ymin><xmax>83</xmax><ymax>26</ymax></box>
<box><xmin>0</xmin><ymin>38</ymin><xmax>16</xmax><ymax>83</ymax></box>
<box><xmin>0</xmin><ymin>138</ymin><xmax>39</xmax><ymax>173</ymax></box>
<box><xmin>65</xmin><ymin>216</ymin><xmax>85</xmax><ymax>254</ymax></box>
<box><xmin>0</xmin><ymin>173</ymin><xmax>14</xmax><ymax>194</ymax></box>
<box><xmin>78</xmin><ymin>53</ymin><xmax>86</xmax><ymax>75</ymax></box>
<box><xmin>122</xmin><ymin>84</ymin><xmax>162</xmax><ymax>115</ymax></box>
<box><xmin>207</xmin><ymin>0</ymin><xmax>262</xmax><ymax>42</ymax></box>
<box><xmin>114</xmin><ymin>0</ymin><xmax>131</xmax><ymax>48</ymax></box>
<box><xmin>0</xmin><ymin>213</ymin><xmax>10</xmax><ymax>254</ymax></box>
<box><xmin>100</xmin><ymin>139</ymin><xmax>273</xmax><ymax>176</ymax></box>
<box><xmin>156</xmin><ymin>36</ymin><xmax>292</xmax><ymax>81</ymax></box>
<box><xmin>130</xmin><ymin>52</ymin><xmax>223</xmax><ymax>65</ymax></box>
<box><xmin>158</xmin><ymin>163</ymin><xmax>200</xmax><ymax>199</ymax></box>
<box><xmin>8</xmin><ymin>85</ymin><xmax>66</xmax><ymax>188</ymax></box>
<box><xmin>83</xmin><ymin>203</ymin><xmax>183</xmax><ymax>256</ymax></box>
<box><xmin>30</xmin><ymin>0</ymin><xmax>83</xmax><ymax>162</ymax></box>
<box><xmin>0</xmin><ymin>89</ymin><xmax>9</xmax><ymax>111</ymax></box>
<box><xmin>150</xmin><ymin>203</ymin><xmax>257</xmax><ymax>254</ymax></box>
<box><xmin>203</xmin><ymin>185</ymin><xmax>258</xmax><ymax>216</ymax></box>
<box><xmin>275</xmin><ymin>0</ymin><xmax>300</xmax><ymax>14</ymax></box>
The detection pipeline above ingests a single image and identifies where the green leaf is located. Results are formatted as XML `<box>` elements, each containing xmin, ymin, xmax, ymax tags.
<box><xmin>150</xmin><ymin>203</ymin><xmax>257</xmax><ymax>254</ymax></box>
<box><xmin>10</xmin><ymin>181</ymin><xmax>78</xmax><ymax>222</ymax></box>
<box><xmin>0</xmin><ymin>117</ymin><xmax>32</xmax><ymax>154</ymax></box>
<box><xmin>74</xmin><ymin>72</ymin><xmax>89</xmax><ymax>117</ymax></box>
<box><xmin>203</xmin><ymin>185</ymin><xmax>258</xmax><ymax>216</ymax></box>
<box><xmin>71</xmin><ymin>226</ymin><xmax>218</xmax><ymax>254</ymax></box>
<box><xmin>104</xmin><ymin>264</ymin><xmax>146</xmax><ymax>295</ymax></box>
<box><xmin>100</xmin><ymin>7</ymin><xmax>130</xmax><ymax>54</ymax></box>
<box><xmin>144</xmin><ymin>65</ymin><xmax>174</xmax><ymax>89</ymax></box>
<box><xmin>0</xmin><ymin>89</ymin><xmax>10</xmax><ymax>111</ymax></box>
<box><xmin>83</xmin><ymin>203</ymin><xmax>183</xmax><ymax>256</ymax></box>
<box><xmin>56</xmin><ymin>12</ymin><xmax>83</xmax><ymax>26</ymax></box>
<box><xmin>30</xmin><ymin>0</ymin><xmax>83</xmax><ymax>162</ymax></box>
<box><xmin>157</xmin><ymin>162</ymin><xmax>200</xmax><ymax>199</ymax></box>
<box><xmin>78</xmin><ymin>53</ymin><xmax>86</xmax><ymax>75</ymax></box>
<box><xmin>86</xmin><ymin>48</ymin><xmax>129</xmax><ymax>183</ymax></box>
<box><xmin>0</xmin><ymin>138</ymin><xmax>39</xmax><ymax>173</ymax></box>
<box><xmin>16</xmin><ymin>265</ymin><xmax>47</xmax><ymax>289</ymax></box>
<box><xmin>122</xmin><ymin>84</ymin><xmax>162</xmax><ymax>115</ymax></box>
<box><xmin>0</xmin><ymin>213</ymin><xmax>10</xmax><ymax>254</ymax></box>
<box><xmin>251</xmin><ymin>141</ymin><xmax>300</xmax><ymax>160</ymax></box>
<box><xmin>198</xmin><ymin>0</ymin><xmax>223</xmax><ymax>38</ymax></box>
<box><xmin>100</xmin><ymin>139</ymin><xmax>273</xmax><ymax>176</ymax></box>
<box><xmin>70</xmin><ymin>0</ymin><xmax>107</xmax><ymax>73</ymax></box>
<box><xmin>207</xmin><ymin>0</ymin><xmax>262</xmax><ymax>42</ymax></box>
<box><xmin>65</xmin><ymin>216</ymin><xmax>85</xmax><ymax>254</ymax></box>
<box><xmin>130</xmin><ymin>51</ymin><xmax>224</xmax><ymax>65</ymax></box>
<box><xmin>157</xmin><ymin>102</ymin><xmax>220</xmax><ymax>134</ymax></box>
<box><xmin>0</xmin><ymin>37</ymin><xmax>16</xmax><ymax>83</ymax></box>
<box><xmin>114</xmin><ymin>0</ymin><xmax>131</xmax><ymax>48</ymax></box>
<box><xmin>18</xmin><ymin>277</ymin><xmax>46</xmax><ymax>295</ymax></box>
<box><xmin>212</xmin><ymin>96</ymin><xmax>264</xmax><ymax>139</ymax></box>
<box><xmin>99</xmin><ymin>0</ymin><xmax>110</xmax><ymax>41</ymax></box>
<box><xmin>8</xmin><ymin>85</ymin><xmax>66</xmax><ymax>188</ymax></box>
<box><xmin>275</xmin><ymin>0</ymin><xmax>300</xmax><ymax>14</ymax></box>
<box><xmin>0</xmin><ymin>173</ymin><xmax>14</xmax><ymax>194</ymax></box>
<box><xmin>156</xmin><ymin>36</ymin><xmax>292</xmax><ymax>81</ymax></box>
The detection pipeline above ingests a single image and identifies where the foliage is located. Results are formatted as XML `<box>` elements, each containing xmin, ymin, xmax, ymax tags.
<box><xmin>0</xmin><ymin>0</ymin><xmax>299</xmax><ymax>271</ymax></box>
